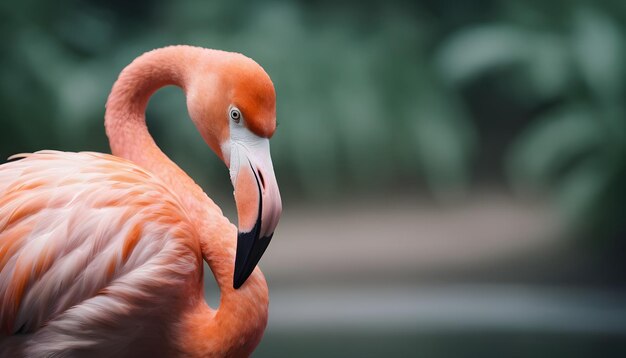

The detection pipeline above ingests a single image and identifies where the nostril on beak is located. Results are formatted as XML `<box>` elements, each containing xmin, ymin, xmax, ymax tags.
<box><xmin>256</xmin><ymin>169</ymin><xmax>265</xmax><ymax>191</ymax></box>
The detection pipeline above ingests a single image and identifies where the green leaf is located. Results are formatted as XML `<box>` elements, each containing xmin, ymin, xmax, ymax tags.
<box><xmin>436</xmin><ymin>25</ymin><xmax>531</xmax><ymax>85</ymax></box>
<box><xmin>572</xmin><ymin>7</ymin><xmax>625</xmax><ymax>99</ymax></box>
<box><xmin>506</xmin><ymin>106</ymin><xmax>602</xmax><ymax>191</ymax></box>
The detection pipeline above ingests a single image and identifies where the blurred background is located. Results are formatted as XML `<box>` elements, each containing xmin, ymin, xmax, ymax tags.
<box><xmin>1</xmin><ymin>0</ymin><xmax>625</xmax><ymax>356</ymax></box>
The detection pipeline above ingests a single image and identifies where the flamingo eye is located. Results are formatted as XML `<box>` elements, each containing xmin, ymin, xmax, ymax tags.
<box><xmin>229</xmin><ymin>107</ymin><xmax>242</xmax><ymax>124</ymax></box>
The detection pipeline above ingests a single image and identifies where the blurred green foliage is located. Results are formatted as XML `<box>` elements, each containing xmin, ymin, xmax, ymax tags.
<box><xmin>0</xmin><ymin>0</ymin><xmax>624</xmax><ymax>243</ymax></box>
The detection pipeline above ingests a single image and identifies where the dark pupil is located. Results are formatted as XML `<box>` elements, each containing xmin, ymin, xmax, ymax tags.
<box><xmin>232</xmin><ymin>110</ymin><xmax>239</xmax><ymax>119</ymax></box>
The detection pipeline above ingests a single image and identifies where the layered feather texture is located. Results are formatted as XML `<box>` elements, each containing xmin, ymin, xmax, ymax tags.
<box><xmin>0</xmin><ymin>151</ymin><xmax>202</xmax><ymax>356</ymax></box>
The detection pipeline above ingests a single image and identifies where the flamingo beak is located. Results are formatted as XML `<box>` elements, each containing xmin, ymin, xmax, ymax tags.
<box><xmin>228</xmin><ymin>137</ymin><xmax>282</xmax><ymax>289</ymax></box>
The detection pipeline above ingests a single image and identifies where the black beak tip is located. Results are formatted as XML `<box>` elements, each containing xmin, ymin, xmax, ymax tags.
<box><xmin>233</xmin><ymin>272</ymin><xmax>245</xmax><ymax>289</ymax></box>
<box><xmin>233</xmin><ymin>230</ymin><xmax>274</xmax><ymax>289</ymax></box>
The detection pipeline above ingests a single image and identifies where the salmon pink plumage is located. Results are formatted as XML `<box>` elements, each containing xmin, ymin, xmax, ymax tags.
<box><xmin>0</xmin><ymin>46</ymin><xmax>282</xmax><ymax>357</ymax></box>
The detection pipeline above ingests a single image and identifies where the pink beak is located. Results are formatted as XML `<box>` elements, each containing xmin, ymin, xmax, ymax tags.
<box><xmin>229</xmin><ymin>139</ymin><xmax>282</xmax><ymax>288</ymax></box>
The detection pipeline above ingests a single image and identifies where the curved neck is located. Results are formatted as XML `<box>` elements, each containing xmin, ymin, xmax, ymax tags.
<box><xmin>104</xmin><ymin>46</ymin><xmax>268</xmax><ymax>356</ymax></box>
<box><xmin>105</xmin><ymin>46</ymin><xmax>199</xmax><ymax>207</ymax></box>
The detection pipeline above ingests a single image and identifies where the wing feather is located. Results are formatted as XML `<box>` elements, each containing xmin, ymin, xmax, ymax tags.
<box><xmin>0</xmin><ymin>151</ymin><xmax>201</xmax><ymax>353</ymax></box>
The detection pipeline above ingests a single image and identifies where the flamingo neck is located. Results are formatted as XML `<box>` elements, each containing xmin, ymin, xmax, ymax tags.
<box><xmin>104</xmin><ymin>46</ymin><xmax>269</xmax><ymax>356</ymax></box>
<box><xmin>105</xmin><ymin>46</ymin><xmax>200</xmax><ymax>208</ymax></box>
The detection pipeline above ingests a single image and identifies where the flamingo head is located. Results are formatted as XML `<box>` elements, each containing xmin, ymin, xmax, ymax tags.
<box><xmin>186</xmin><ymin>51</ymin><xmax>282</xmax><ymax>289</ymax></box>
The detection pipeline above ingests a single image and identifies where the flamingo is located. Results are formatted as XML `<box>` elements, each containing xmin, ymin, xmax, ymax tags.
<box><xmin>0</xmin><ymin>46</ymin><xmax>282</xmax><ymax>357</ymax></box>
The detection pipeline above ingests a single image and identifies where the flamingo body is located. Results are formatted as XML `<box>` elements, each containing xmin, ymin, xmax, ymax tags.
<box><xmin>0</xmin><ymin>46</ymin><xmax>281</xmax><ymax>357</ymax></box>
<box><xmin>0</xmin><ymin>151</ymin><xmax>201</xmax><ymax>356</ymax></box>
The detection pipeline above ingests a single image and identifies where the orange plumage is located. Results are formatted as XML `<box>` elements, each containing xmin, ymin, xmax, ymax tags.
<box><xmin>0</xmin><ymin>46</ymin><xmax>282</xmax><ymax>357</ymax></box>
